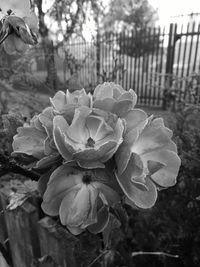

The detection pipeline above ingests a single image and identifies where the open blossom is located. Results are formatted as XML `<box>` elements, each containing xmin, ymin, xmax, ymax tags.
<box><xmin>53</xmin><ymin>106</ymin><xmax>124</xmax><ymax>168</ymax></box>
<box><xmin>50</xmin><ymin>89</ymin><xmax>92</xmax><ymax>123</ymax></box>
<box><xmin>41</xmin><ymin>165</ymin><xmax>120</xmax><ymax>235</ymax></box>
<box><xmin>12</xmin><ymin>107</ymin><xmax>59</xmax><ymax>169</ymax></box>
<box><xmin>0</xmin><ymin>0</ymin><xmax>38</xmax><ymax>54</ymax></box>
<box><xmin>115</xmin><ymin>110</ymin><xmax>181</xmax><ymax>209</ymax></box>
<box><xmin>93</xmin><ymin>82</ymin><xmax>137</xmax><ymax>117</ymax></box>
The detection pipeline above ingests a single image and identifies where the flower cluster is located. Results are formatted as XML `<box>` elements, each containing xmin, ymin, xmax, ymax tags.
<box><xmin>12</xmin><ymin>83</ymin><xmax>181</xmax><ymax>235</ymax></box>
<box><xmin>0</xmin><ymin>0</ymin><xmax>38</xmax><ymax>54</ymax></box>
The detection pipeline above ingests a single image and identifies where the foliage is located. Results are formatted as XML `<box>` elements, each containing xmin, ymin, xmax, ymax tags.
<box><xmin>103</xmin><ymin>0</ymin><xmax>158</xmax><ymax>32</ymax></box>
<box><xmin>117</xmin><ymin>29</ymin><xmax>161</xmax><ymax>57</ymax></box>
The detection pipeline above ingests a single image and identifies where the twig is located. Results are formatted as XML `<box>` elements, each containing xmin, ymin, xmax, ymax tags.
<box><xmin>87</xmin><ymin>250</ymin><xmax>109</xmax><ymax>267</ymax></box>
<box><xmin>132</xmin><ymin>251</ymin><xmax>179</xmax><ymax>258</ymax></box>
<box><xmin>0</xmin><ymin>153</ymin><xmax>40</xmax><ymax>181</ymax></box>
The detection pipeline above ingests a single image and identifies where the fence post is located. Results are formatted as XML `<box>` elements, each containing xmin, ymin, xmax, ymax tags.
<box><xmin>163</xmin><ymin>23</ymin><xmax>177</xmax><ymax>109</ymax></box>
<box><xmin>1</xmin><ymin>199</ymin><xmax>40</xmax><ymax>267</ymax></box>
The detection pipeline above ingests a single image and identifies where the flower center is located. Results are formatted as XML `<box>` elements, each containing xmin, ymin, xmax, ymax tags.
<box><xmin>82</xmin><ymin>174</ymin><xmax>92</xmax><ymax>184</ymax></box>
<box><xmin>86</xmin><ymin>137</ymin><xmax>95</xmax><ymax>147</ymax></box>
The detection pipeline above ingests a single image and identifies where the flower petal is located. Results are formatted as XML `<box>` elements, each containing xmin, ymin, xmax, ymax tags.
<box><xmin>116</xmin><ymin>170</ymin><xmax>158</xmax><ymax>209</ymax></box>
<box><xmin>142</xmin><ymin>149</ymin><xmax>181</xmax><ymax>188</ymax></box>
<box><xmin>4</xmin><ymin>34</ymin><xmax>28</xmax><ymax>54</ymax></box>
<box><xmin>53</xmin><ymin>116</ymin><xmax>74</xmax><ymax>161</ymax></box>
<box><xmin>12</xmin><ymin>126</ymin><xmax>46</xmax><ymax>158</ymax></box>
<box><xmin>93</xmin><ymin>98</ymin><xmax>116</xmax><ymax>113</ymax></box>
<box><xmin>58</xmin><ymin>185</ymin><xmax>81</xmax><ymax>224</ymax></box>
<box><xmin>65</xmin><ymin>184</ymin><xmax>91</xmax><ymax>227</ymax></box>
<box><xmin>124</xmin><ymin>109</ymin><xmax>148</xmax><ymax>133</ymax></box>
<box><xmin>87</xmin><ymin>206</ymin><xmax>110</xmax><ymax>234</ymax></box>
<box><xmin>50</xmin><ymin>91</ymin><xmax>66</xmax><ymax>112</ymax></box>
<box><xmin>93</xmin><ymin>182</ymin><xmax>120</xmax><ymax>206</ymax></box>
<box><xmin>93</xmin><ymin>83</ymin><xmax>113</xmax><ymax>99</ymax></box>
<box><xmin>43</xmin><ymin>165</ymin><xmax>82</xmax><ymax>202</ymax></box>
<box><xmin>39</xmin><ymin>107</ymin><xmax>54</xmax><ymax>137</ymax></box>
<box><xmin>115</xmin><ymin>144</ymin><xmax>132</xmax><ymax>175</ymax></box>
<box><xmin>74</xmin><ymin>141</ymin><xmax>117</xmax><ymax>162</ymax></box>
<box><xmin>131</xmin><ymin>117</ymin><xmax>173</xmax><ymax>155</ymax></box>
<box><xmin>67</xmin><ymin>107</ymin><xmax>90</xmax><ymax>143</ymax></box>
<box><xmin>77</xmin><ymin>160</ymin><xmax>105</xmax><ymax>169</ymax></box>
<box><xmin>112</xmin><ymin>99</ymin><xmax>134</xmax><ymax>117</ymax></box>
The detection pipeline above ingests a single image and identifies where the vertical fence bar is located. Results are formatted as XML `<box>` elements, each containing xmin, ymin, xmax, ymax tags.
<box><xmin>140</xmin><ymin>28</ymin><xmax>145</xmax><ymax>104</ymax></box>
<box><xmin>96</xmin><ymin>32</ymin><xmax>101</xmax><ymax>84</ymax></box>
<box><xmin>122</xmin><ymin>31</ymin><xmax>125</xmax><ymax>88</ymax></box>
<box><xmin>193</xmin><ymin>23</ymin><xmax>200</xmax><ymax>72</ymax></box>
<box><xmin>176</xmin><ymin>24</ymin><xmax>184</xmax><ymax>76</ymax></box>
<box><xmin>181</xmin><ymin>23</ymin><xmax>190</xmax><ymax>100</ymax></box>
<box><xmin>152</xmin><ymin>27</ymin><xmax>157</xmax><ymax>106</ymax></box>
<box><xmin>164</xmin><ymin>23</ymin><xmax>177</xmax><ymax>109</ymax></box>
<box><xmin>108</xmin><ymin>32</ymin><xmax>112</xmax><ymax>81</ymax></box>
<box><xmin>105</xmin><ymin>33</ymin><xmax>108</xmax><ymax>80</ymax></box>
<box><xmin>187</xmin><ymin>22</ymin><xmax>196</xmax><ymax>76</ymax></box>
<box><xmin>133</xmin><ymin>30</ymin><xmax>138</xmax><ymax>93</ymax></box>
<box><xmin>129</xmin><ymin>30</ymin><xmax>134</xmax><ymax>90</ymax></box>
<box><xmin>150</xmin><ymin>27</ymin><xmax>156</xmax><ymax>106</ymax></box>
<box><xmin>144</xmin><ymin>27</ymin><xmax>151</xmax><ymax>105</ymax></box>
<box><xmin>181</xmin><ymin>23</ymin><xmax>190</xmax><ymax>78</ymax></box>
<box><xmin>137</xmin><ymin>29</ymin><xmax>142</xmax><ymax>101</ymax></box>
<box><xmin>158</xmin><ymin>26</ymin><xmax>166</xmax><ymax>106</ymax></box>
<box><xmin>125</xmin><ymin>30</ymin><xmax>129</xmax><ymax>90</ymax></box>
<box><xmin>155</xmin><ymin>27</ymin><xmax>161</xmax><ymax>106</ymax></box>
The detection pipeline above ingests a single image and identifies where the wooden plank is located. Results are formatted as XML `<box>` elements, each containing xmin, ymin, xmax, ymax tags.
<box><xmin>4</xmin><ymin>200</ymin><xmax>40</xmax><ymax>267</ymax></box>
<box><xmin>38</xmin><ymin>217</ymin><xmax>78</xmax><ymax>267</ymax></box>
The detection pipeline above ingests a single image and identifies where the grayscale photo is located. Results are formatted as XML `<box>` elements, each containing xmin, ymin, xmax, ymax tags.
<box><xmin>0</xmin><ymin>0</ymin><xmax>199</xmax><ymax>266</ymax></box>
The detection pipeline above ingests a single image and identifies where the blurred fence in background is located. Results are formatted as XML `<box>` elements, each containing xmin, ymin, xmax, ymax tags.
<box><xmin>10</xmin><ymin>21</ymin><xmax>200</xmax><ymax>108</ymax></box>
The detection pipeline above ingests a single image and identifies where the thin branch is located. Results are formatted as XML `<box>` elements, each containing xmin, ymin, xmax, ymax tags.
<box><xmin>87</xmin><ymin>250</ymin><xmax>109</xmax><ymax>267</ymax></box>
<box><xmin>0</xmin><ymin>154</ymin><xmax>40</xmax><ymax>181</ymax></box>
<box><xmin>132</xmin><ymin>251</ymin><xmax>179</xmax><ymax>258</ymax></box>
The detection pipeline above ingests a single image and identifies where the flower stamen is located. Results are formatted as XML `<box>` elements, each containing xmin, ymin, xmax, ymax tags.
<box><xmin>86</xmin><ymin>137</ymin><xmax>95</xmax><ymax>148</ymax></box>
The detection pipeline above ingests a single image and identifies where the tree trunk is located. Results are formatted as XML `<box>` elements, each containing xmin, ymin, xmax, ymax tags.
<box><xmin>36</xmin><ymin>0</ymin><xmax>58</xmax><ymax>92</ymax></box>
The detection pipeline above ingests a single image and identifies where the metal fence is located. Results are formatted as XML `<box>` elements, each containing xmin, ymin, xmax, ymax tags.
<box><xmin>56</xmin><ymin>22</ymin><xmax>200</xmax><ymax>107</ymax></box>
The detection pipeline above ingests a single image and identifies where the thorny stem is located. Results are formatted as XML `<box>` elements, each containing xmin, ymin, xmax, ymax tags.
<box><xmin>0</xmin><ymin>153</ymin><xmax>40</xmax><ymax>181</ymax></box>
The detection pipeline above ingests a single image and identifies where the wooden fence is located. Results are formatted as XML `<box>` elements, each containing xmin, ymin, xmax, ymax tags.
<box><xmin>0</xmin><ymin>179</ymin><xmax>102</xmax><ymax>267</ymax></box>
<box><xmin>56</xmin><ymin>22</ymin><xmax>200</xmax><ymax>107</ymax></box>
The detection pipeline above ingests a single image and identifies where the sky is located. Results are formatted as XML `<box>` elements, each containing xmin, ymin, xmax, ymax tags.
<box><xmin>149</xmin><ymin>0</ymin><xmax>200</xmax><ymax>26</ymax></box>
